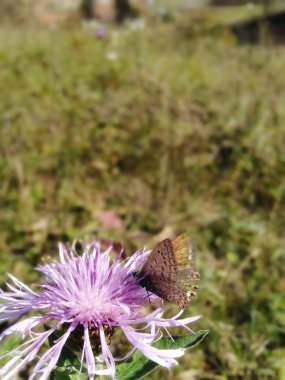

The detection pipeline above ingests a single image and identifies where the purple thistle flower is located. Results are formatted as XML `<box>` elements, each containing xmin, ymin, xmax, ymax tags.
<box><xmin>0</xmin><ymin>240</ymin><xmax>200</xmax><ymax>379</ymax></box>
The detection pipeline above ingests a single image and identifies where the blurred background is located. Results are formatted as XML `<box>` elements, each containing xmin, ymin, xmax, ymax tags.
<box><xmin>0</xmin><ymin>0</ymin><xmax>285</xmax><ymax>378</ymax></box>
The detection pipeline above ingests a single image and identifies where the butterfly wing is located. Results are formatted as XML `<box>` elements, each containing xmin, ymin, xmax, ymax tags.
<box><xmin>140</xmin><ymin>238</ymin><xmax>178</xmax><ymax>282</ymax></box>
<box><xmin>172</xmin><ymin>234</ymin><xmax>200</xmax><ymax>305</ymax></box>
<box><xmin>172</xmin><ymin>233</ymin><xmax>200</xmax><ymax>282</ymax></box>
<box><xmin>143</xmin><ymin>275</ymin><xmax>194</xmax><ymax>309</ymax></box>
<box><xmin>139</xmin><ymin>234</ymin><xmax>200</xmax><ymax>309</ymax></box>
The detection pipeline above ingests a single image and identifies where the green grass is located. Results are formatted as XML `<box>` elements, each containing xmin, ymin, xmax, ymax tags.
<box><xmin>0</xmin><ymin>18</ymin><xmax>285</xmax><ymax>379</ymax></box>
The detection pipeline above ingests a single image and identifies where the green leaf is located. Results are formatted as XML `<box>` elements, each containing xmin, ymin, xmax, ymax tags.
<box><xmin>49</xmin><ymin>330</ymin><xmax>86</xmax><ymax>380</ymax></box>
<box><xmin>52</xmin><ymin>348</ymin><xmax>86</xmax><ymax>380</ymax></box>
<box><xmin>116</xmin><ymin>330</ymin><xmax>208</xmax><ymax>380</ymax></box>
<box><xmin>52</xmin><ymin>345</ymin><xmax>85</xmax><ymax>380</ymax></box>
<box><xmin>53</xmin><ymin>372</ymin><xmax>86</xmax><ymax>380</ymax></box>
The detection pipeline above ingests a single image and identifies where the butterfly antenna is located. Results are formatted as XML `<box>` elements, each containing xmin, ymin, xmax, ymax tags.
<box><xmin>143</xmin><ymin>290</ymin><xmax>155</xmax><ymax>306</ymax></box>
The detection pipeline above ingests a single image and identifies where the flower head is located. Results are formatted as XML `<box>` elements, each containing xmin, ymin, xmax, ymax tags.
<box><xmin>0</xmin><ymin>239</ymin><xmax>200</xmax><ymax>379</ymax></box>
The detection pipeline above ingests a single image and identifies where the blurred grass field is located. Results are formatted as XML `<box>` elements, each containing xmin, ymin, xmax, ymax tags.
<box><xmin>0</xmin><ymin>13</ymin><xmax>285</xmax><ymax>380</ymax></box>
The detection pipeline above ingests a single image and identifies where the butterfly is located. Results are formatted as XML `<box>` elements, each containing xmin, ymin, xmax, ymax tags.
<box><xmin>133</xmin><ymin>233</ymin><xmax>200</xmax><ymax>309</ymax></box>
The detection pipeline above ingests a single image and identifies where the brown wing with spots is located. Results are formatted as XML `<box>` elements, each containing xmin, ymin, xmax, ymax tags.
<box><xmin>139</xmin><ymin>234</ymin><xmax>200</xmax><ymax>309</ymax></box>
<box><xmin>144</xmin><ymin>275</ymin><xmax>196</xmax><ymax>310</ymax></box>
<box><xmin>140</xmin><ymin>238</ymin><xmax>178</xmax><ymax>282</ymax></box>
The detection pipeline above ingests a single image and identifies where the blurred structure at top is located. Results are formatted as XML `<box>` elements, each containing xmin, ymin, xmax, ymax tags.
<box><xmin>0</xmin><ymin>0</ymin><xmax>150</xmax><ymax>24</ymax></box>
<box><xmin>0</xmin><ymin>0</ymin><xmax>82</xmax><ymax>24</ymax></box>
<box><xmin>81</xmin><ymin>0</ymin><xmax>115</xmax><ymax>21</ymax></box>
<box><xmin>230</xmin><ymin>7</ymin><xmax>285</xmax><ymax>43</ymax></box>
<box><xmin>33</xmin><ymin>0</ymin><xmax>82</xmax><ymax>25</ymax></box>
<box><xmin>1</xmin><ymin>0</ymin><xmax>285</xmax><ymax>27</ymax></box>
<box><xmin>33</xmin><ymin>0</ymin><xmax>82</xmax><ymax>15</ymax></box>
<box><xmin>81</xmin><ymin>0</ymin><xmax>149</xmax><ymax>21</ymax></box>
<box><xmin>0</xmin><ymin>0</ymin><xmax>29</xmax><ymax>22</ymax></box>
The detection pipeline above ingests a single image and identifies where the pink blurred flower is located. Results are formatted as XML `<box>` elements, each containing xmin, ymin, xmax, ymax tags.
<box><xmin>0</xmin><ymin>240</ymin><xmax>200</xmax><ymax>379</ymax></box>
<box><xmin>96</xmin><ymin>24</ymin><xmax>105</xmax><ymax>38</ymax></box>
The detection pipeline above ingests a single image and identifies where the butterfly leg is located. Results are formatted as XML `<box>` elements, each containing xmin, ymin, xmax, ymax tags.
<box><xmin>143</xmin><ymin>290</ymin><xmax>154</xmax><ymax>305</ymax></box>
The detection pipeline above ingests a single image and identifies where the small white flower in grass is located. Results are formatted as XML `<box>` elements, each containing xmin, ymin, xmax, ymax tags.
<box><xmin>0</xmin><ymin>239</ymin><xmax>200</xmax><ymax>379</ymax></box>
